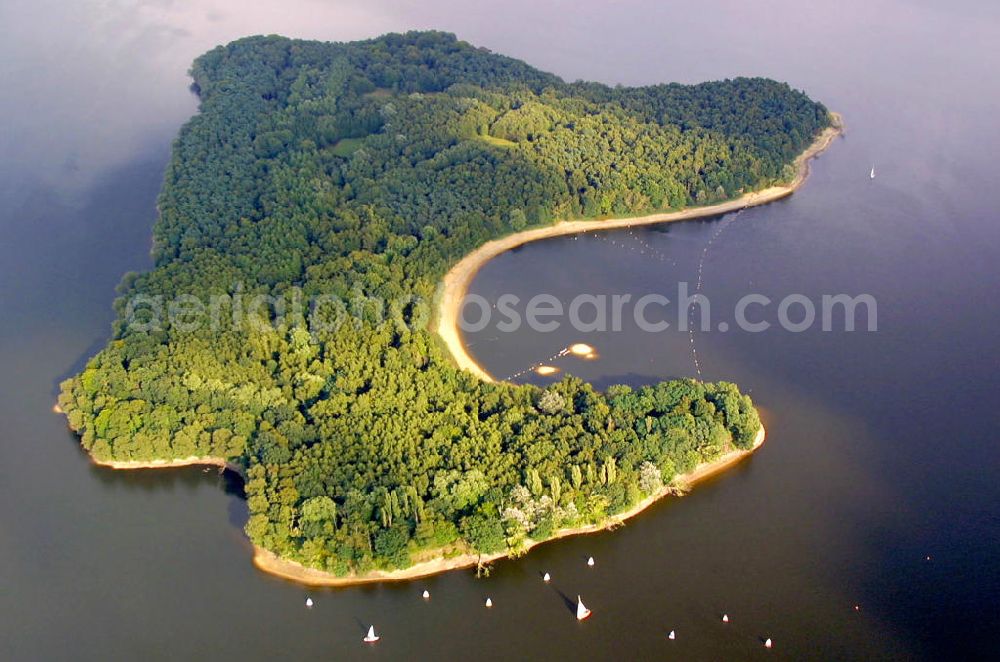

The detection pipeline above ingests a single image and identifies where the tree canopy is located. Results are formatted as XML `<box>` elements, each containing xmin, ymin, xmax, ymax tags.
<box><xmin>60</xmin><ymin>31</ymin><xmax>823</xmax><ymax>574</ymax></box>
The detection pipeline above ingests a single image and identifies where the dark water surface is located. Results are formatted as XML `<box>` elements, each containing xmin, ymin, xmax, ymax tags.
<box><xmin>1</xmin><ymin>1</ymin><xmax>997</xmax><ymax>660</ymax></box>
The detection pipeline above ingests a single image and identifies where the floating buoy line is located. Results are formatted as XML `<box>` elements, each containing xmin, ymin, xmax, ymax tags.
<box><xmin>504</xmin><ymin>343</ymin><xmax>597</xmax><ymax>381</ymax></box>
<box><xmin>688</xmin><ymin>207</ymin><xmax>747</xmax><ymax>377</ymax></box>
<box><xmin>574</xmin><ymin>227</ymin><xmax>677</xmax><ymax>266</ymax></box>
<box><xmin>505</xmin><ymin>347</ymin><xmax>572</xmax><ymax>380</ymax></box>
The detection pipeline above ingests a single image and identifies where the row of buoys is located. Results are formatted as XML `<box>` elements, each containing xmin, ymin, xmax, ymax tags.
<box><xmin>688</xmin><ymin>211</ymin><xmax>742</xmax><ymax>377</ymax></box>
<box><xmin>506</xmin><ymin>347</ymin><xmax>570</xmax><ymax>380</ymax></box>
<box><xmin>506</xmin><ymin>342</ymin><xmax>597</xmax><ymax>381</ymax></box>
<box><xmin>575</xmin><ymin>229</ymin><xmax>676</xmax><ymax>266</ymax></box>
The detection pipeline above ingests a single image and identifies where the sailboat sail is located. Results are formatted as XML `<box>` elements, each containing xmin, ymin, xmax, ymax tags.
<box><xmin>576</xmin><ymin>596</ymin><xmax>592</xmax><ymax>620</ymax></box>
<box><xmin>363</xmin><ymin>625</ymin><xmax>380</xmax><ymax>643</ymax></box>
<box><xmin>870</xmin><ymin>165</ymin><xmax>876</xmax><ymax>179</ymax></box>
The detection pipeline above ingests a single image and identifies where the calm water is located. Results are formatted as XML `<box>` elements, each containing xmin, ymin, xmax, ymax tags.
<box><xmin>2</xmin><ymin>1</ymin><xmax>998</xmax><ymax>660</ymax></box>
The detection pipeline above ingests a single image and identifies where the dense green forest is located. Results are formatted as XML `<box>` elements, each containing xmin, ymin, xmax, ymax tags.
<box><xmin>60</xmin><ymin>32</ymin><xmax>826</xmax><ymax>574</ymax></box>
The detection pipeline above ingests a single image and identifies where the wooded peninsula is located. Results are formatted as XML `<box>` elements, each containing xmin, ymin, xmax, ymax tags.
<box><xmin>60</xmin><ymin>31</ymin><xmax>833</xmax><ymax>582</ymax></box>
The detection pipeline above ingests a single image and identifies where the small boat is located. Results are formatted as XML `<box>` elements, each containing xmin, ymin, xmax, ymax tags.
<box><xmin>485</xmin><ymin>598</ymin><xmax>493</xmax><ymax>608</ymax></box>
<box><xmin>576</xmin><ymin>595</ymin><xmax>592</xmax><ymax>620</ymax></box>
<box><xmin>543</xmin><ymin>572</ymin><xmax>551</xmax><ymax>582</ymax></box>
<box><xmin>668</xmin><ymin>630</ymin><xmax>676</xmax><ymax>640</ymax></box>
<box><xmin>305</xmin><ymin>597</ymin><xmax>313</xmax><ymax>608</ymax></box>
<box><xmin>422</xmin><ymin>590</ymin><xmax>430</xmax><ymax>599</ymax></box>
<box><xmin>363</xmin><ymin>625</ymin><xmax>380</xmax><ymax>643</ymax></box>
<box><xmin>586</xmin><ymin>557</ymin><xmax>595</xmax><ymax>567</ymax></box>
<box><xmin>764</xmin><ymin>637</ymin><xmax>773</xmax><ymax>649</ymax></box>
<box><xmin>722</xmin><ymin>614</ymin><xmax>730</xmax><ymax>623</ymax></box>
<box><xmin>870</xmin><ymin>165</ymin><xmax>876</xmax><ymax>179</ymax></box>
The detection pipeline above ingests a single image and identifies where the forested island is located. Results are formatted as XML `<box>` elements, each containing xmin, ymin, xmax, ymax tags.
<box><xmin>59</xmin><ymin>32</ymin><xmax>834</xmax><ymax>581</ymax></box>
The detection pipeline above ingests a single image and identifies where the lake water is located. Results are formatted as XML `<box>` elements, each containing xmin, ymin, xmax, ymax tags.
<box><xmin>1</xmin><ymin>1</ymin><xmax>998</xmax><ymax>660</ymax></box>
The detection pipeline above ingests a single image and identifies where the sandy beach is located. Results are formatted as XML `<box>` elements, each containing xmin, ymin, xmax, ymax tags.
<box><xmin>436</xmin><ymin>112</ymin><xmax>843</xmax><ymax>381</ymax></box>
<box><xmin>252</xmin><ymin>425</ymin><xmax>765</xmax><ymax>586</ymax></box>
<box><xmin>92</xmin><ymin>455</ymin><xmax>245</xmax><ymax>477</ymax></box>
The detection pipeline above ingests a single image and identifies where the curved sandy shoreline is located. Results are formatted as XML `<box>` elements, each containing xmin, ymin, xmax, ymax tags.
<box><xmin>436</xmin><ymin>112</ymin><xmax>843</xmax><ymax>381</ymax></box>
<box><xmin>253</xmin><ymin>425</ymin><xmax>765</xmax><ymax>586</ymax></box>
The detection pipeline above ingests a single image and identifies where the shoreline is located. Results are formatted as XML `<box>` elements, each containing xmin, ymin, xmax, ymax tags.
<box><xmin>53</xmin><ymin>404</ymin><xmax>246</xmax><ymax>477</ymax></box>
<box><xmin>90</xmin><ymin>455</ymin><xmax>245</xmax><ymax>478</ymax></box>
<box><xmin>252</xmin><ymin>425</ymin><xmax>765</xmax><ymax>586</ymax></box>
<box><xmin>436</xmin><ymin>111</ymin><xmax>843</xmax><ymax>381</ymax></box>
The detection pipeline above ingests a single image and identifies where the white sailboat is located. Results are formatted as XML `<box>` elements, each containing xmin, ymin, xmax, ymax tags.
<box><xmin>543</xmin><ymin>572</ymin><xmax>551</xmax><ymax>582</ymax></box>
<box><xmin>422</xmin><ymin>590</ymin><xmax>430</xmax><ymax>599</ymax></box>
<box><xmin>586</xmin><ymin>556</ymin><xmax>595</xmax><ymax>567</ymax></box>
<box><xmin>764</xmin><ymin>637</ymin><xmax>773</xmax><ymax>649</ymax></box>
<box><xmin>485</xmin><ymin>597</ymin><xmax>493</xmax><ymax>608</ymax></box>
<box><xmin>870</xmin><ymin>165</ymin><xmax>876</xmax><ymax>179</ymax></box>
<box><xmin>305</xmin><ymin>597</ymin><xmax>313</xmax><ymax>608</ymax></box>
<box><xmin>363</xmin><ymin>625</ymin><xmax>380</xmax><ymax>643</ymax></box>
<box><xmin>668</xmin><ymin>630</ymin><xmax>676</xmax><ymax>640</ymax></box>
<box><xmin>576</xmin><ymin>595</ymin><xmax>592</xmax><ymax>620</ymax></box>
<box><xmin>722</xmin><ymin>614</ymin><xmax>729</xmax><ymax>623</ymax></box>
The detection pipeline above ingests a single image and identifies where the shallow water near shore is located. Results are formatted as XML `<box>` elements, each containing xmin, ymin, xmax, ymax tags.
<box><xmin>2</xmin><ymin>1</ymin><xmax>999</xmax><ymax>660</ymax></box>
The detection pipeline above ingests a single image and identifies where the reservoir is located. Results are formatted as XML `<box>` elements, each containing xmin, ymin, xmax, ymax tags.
<box><xmin>1</xmin><ymin>1</ymin><xmax>998</xmax><ymax>659</ymax></box>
